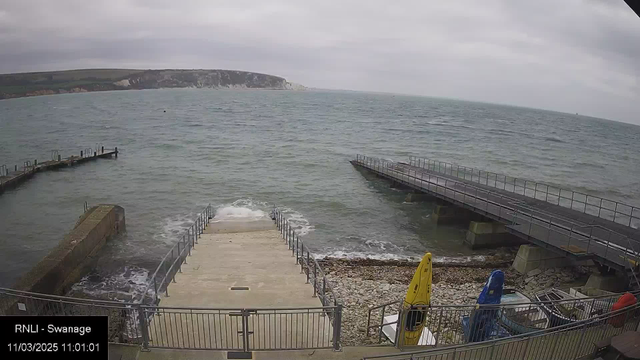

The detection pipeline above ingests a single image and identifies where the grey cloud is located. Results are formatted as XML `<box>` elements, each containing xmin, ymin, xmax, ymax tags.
<box><xmin>0</xmin><ymin>0</ymin><xmax>638</xmax><ymax>124</ymax></box>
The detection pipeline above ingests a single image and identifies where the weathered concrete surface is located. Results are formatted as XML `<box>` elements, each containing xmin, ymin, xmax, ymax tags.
<box><xmin>584</xmin><ymin>273</ymin><xmax>627</xmax><ymax>293</ymax></box>
<box><xmin>430</xmin><ymin>205</ymin><xmax>473</xmax><ymax>225</ymax></box>
<box><xmin>511</xmin><ymin>244</ymin><xmax>569</xmax><ymax>274</ymax></box>
<box><xmin>404</xmin><ymin>192</ymin><xmax>433</xmax><ymax>203</ymax></box>
<box><xmin>11</xmin><ymin>204</ymin><xmax>125</xmax><ymax>295</ymax></box>
<box><xmin>125</xmin><ymin>344</ymin><xmax>400</xmax><ymax>360</ymax></box>
<box><xmin>149</xmin><ymin>223</ymin><xmax>330</xmax><ymax>349</ymax></box>
<box><xmin>158</xmin><ymin>225</ymin><xmax>318</xmax><ymax>308</ymax></box>
<box><xmin>464</xmin><ymin>221</ymin><xmax>526</xmax><ymax>249</ymax></box>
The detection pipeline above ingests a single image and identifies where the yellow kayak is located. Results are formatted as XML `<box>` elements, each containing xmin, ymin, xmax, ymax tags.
<box><xmin>402</xmin><ymin>252</ymin><xmax>432</xmax><ymax>346</ymax></box>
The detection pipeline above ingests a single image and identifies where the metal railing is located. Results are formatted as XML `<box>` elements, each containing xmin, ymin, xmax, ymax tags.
<box><xmin>354</xmin><ymin>155</ymin><xmax>640</xmax><ymax>271</ymax></box>
<box><xmin>143</xmin><ymin>305</ymin><xmax>340</xmax><ymax>351</ymax></box>
<box><xmin>0</xmin><ymin>286</ymin><xmax>342</xmax><ymax>351</ymax></box>
<box><xmin>0</xmin><ymin>287</ymin><xmax>144</xmax><ymax>345</ymax></box>
<box><xmin>408</xmin><ymin>156</ymin><xmax>640</xmax><ymax>229</ymax></box>
<box><xmin>363</xmin><ymin>300</ymin><xmax>640</xmax><ymax>360</ymax></box>
<box><xmin>272</xmin><ymin>207</ymin><xmax>343</xmax><ymax>350</ymax></box>
<box><xmin>0</xmin><ymin>204</ymin><xmax>345</xmax><ymax>352</ymax></box>
<box><xmin>367</xmin><ymin>291</ymin><xmax>639</xmax><ymax>348</ymax></box>
<box><xmin>271</xmin><ymin>208</ymin><xmax>342</xmax><ymax>309</ymax></box>
<box><xmin>139</xmin><ymin>204</ymin><xmax>214</xmax><ymax>305</ymax></box>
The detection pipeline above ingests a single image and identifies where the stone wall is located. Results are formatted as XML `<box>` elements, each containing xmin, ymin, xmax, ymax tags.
<box><xmin>11</xmin><ymin>204</ymin><xmax>125</xmax><ymax>295</ymax></box>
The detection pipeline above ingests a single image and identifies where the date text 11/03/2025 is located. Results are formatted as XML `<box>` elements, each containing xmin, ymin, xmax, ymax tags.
<box><xmin>1</xmin><ymin>316</ymin><xmax>108</xmax><ymax>359</ymax></box>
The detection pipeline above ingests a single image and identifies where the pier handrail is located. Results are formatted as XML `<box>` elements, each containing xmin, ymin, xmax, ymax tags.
<box><xmin>354</xmin><ymin>155</ymin><xmax>640</xmax><ymax>270</ymax></box>
<box><xmin>139</xmin><ymin>204</ymin><xmax>213</xmax><ymax>305</ymax></box>
<box><xmin>408</xmin><ymin>155</ymin><xmax>640</xmax><ymax>229</ymax></box>
<box><xmin>363</xmin><ymin>300</ymin><xmax>640</xmax><ymax>359</ymax></box>
<box><xmin>271</xmin><ymin>208</ymin><xmax>343</xmax><ymax>308</ymax></box>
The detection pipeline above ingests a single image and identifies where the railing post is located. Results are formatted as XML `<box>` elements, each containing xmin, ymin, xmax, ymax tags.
<box><xmin>153</xmin><ymin>277</ymin><xmax>158</xmax><ymax>302</ymax></box>
<box><xmin>333</xmin><ymin>305</ymin><xmax>342</xmax><ymax>351</ymax></box>
<box><xmin>313</xmin><ymin>263</ymin><xmax>317</xmax><ymax>297</ymax></box>
<box><xmin>306</xmin><ymin>250</ymin><xmax>310</xmax><ymax>284</ymax></box>
<box><xmin>138</xmin><ymin>306</ymin><xmax>150</xmax><ymax>350</ymax></box>
<box><xmin>394</xmin><ymin>307</ymin><xmax>405</xmax><ymax>349</ymax></box>
<box><xmin>322</xmin><ymin>277</ymin><xmax>326</xmax><ymax>303</ymax></box>
<box><xmin>300</xmin><ymin>243</ymin><xmax>304</xmax><ymax>273</ymax></box>
<box><xmin>296</xmin><ymin>236</ymin><xmax>299</xmax><ymax>264</ymax></box>
<box><xmin>178</xmin><ymin>242</ymin><xmax>182</xmax><ymax>272</ymax></box>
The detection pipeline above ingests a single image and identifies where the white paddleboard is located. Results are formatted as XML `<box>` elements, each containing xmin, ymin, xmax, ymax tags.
<box><xmin>381</xmin><ymin>314</ymin><xmax>436</xmax><ymax>346</ymax></box>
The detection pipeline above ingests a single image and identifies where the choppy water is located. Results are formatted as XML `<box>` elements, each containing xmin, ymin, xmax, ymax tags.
<box><xmin>1</xmin><ymin>89</ymin><xmax>639</xmax><ymax>298</ymax></box>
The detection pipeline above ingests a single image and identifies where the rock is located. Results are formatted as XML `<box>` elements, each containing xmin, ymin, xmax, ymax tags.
<box><xmin>318</xmin><ymin>257</ymin><xmax>588</xmax><ymax>346</ymax></box>
<box><xmin>544</xmin><ymin>268</ymin><xmax>556</xmax><ymax>275</ymax></box>
<box><xmin>527</xmin><ymin>268</ymin><xmax>542</xmax><ymax>277</ymax></box>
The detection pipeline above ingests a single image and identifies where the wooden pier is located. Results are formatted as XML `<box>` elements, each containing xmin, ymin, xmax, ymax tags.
<box><xmin>0</xmin><ymin>147</ymin><xmax>118</xmax><ymax>195</ymax></box>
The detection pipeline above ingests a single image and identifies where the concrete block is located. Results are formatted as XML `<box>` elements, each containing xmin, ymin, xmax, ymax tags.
<box><xmin>584</xmin><ymin>274</ymin><xmax>627</xmax><ymax>293</ymax></box>
<box><xmin>10</xmin><ymin>204</ymin><xmax>125</xmax><ymax>297</ymax></box>
<box><xmin>404</xmin><ymin>192</ymin><xmax>432</xmax><ymax>203</ymax></box>
<box><xmin>512</xmin><ymin>244</ymin><xmax>569</xmax><ymax>274</ymax></box>
<box><xmin>463</xmin><ymin>221</ymin><xmax>527</xmax><ymax>249</ymax></box>
<box><xmin>431</xmin><ymin>205</ymin><xmax>472</xmax><ymax>225</ymax></box>
<box><xmin>468</xmin><ymin>221</ymin><xmax>505</xmax><ymax>234</ymax></box>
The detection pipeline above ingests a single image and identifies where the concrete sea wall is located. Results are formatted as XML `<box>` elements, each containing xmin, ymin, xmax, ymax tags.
<box><xmin>11</xmin><ymin>204</ymin><xmax>125</xmax><ymax>295</ymax></box>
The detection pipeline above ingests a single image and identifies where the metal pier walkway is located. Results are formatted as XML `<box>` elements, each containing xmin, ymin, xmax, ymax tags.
<box><xmin>352</xmin><ymin>155</ymin><xmax>640</xmax><ymax>278</ymax></box>
<box><xmin>0</xmin><ymin>147</ymin><xmax>118</xmax><ymax>195</ymax></box>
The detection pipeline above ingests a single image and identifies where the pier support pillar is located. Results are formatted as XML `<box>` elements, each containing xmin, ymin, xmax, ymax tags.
<box><xmin>512</xmin><ymin>245</ymin><xmax>569</xmax><ymax>274</ymax></box>
<box><xmin>404</xmin><ymin>191</ymin><xmax>432</xmax><ymax>203</ymax></box>
<box><xmin>584</xmin><ymin>274</ymin><xmax>626</xmax><ymax>293</ymax></box>
<box><xmin>464</xmin><ymin>221</ymin><xmax>526</xmax><ymax>249</ymax></box>
<box><xmin>430</xmin><ymin>205</ymin><xmax>472</xmax><ymax>225</ymax></box>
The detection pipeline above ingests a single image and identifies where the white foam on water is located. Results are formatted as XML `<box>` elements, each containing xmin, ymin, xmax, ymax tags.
<box><xmin>275</xmin><ymin>205</ymin><xmax>314</xmax><ymax>236</ymax></box>
<box><xmin>364</xmin><ymin>238</ymin><xmax>402</xmax><ymax>252</ymax></box>
<box><xmin>434</xmin><ymin>255</ymin><xmax>488</xmax><ymax>264</ymax></box>
<box><xmin>316</xmin><ymin>250</ymin><xmax>422</xmax><ymax>261</ymax></box>
<box><xmin>70</xmin><ymin>266</ymin><xmax>150</xmax><ymax>301</ymax></box>
<box><xmin>213</xmin><ymin>199</ymin><xmax>314</xmax><ymax>236</ymax></box>
<box><xmin>316</xmin><ymin>251</ymin><xmax>488</xmax><ymax>264</ymax></box>
<box><xmin>157</xmin><ymin>212</ymin><xmax>196</xmax><ymax>245</ymax></box>
<box><xmin>214</xmin><ymin>207</ymin><xmax>266</xmax><ymax>222</ymax></box>
<box><xmin>213</xmin><ymin>198</ymin><xmax>270</xmax><ymax>222</ymax></box>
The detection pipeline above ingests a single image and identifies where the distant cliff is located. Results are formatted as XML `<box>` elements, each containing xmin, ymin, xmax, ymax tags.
<box><xmin>0</xmin><ymin>69</ymin><xmax>306</xmax><ymax>100</ymax></box>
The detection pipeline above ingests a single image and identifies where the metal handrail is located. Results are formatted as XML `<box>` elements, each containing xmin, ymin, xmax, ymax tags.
<box><xmin>272</xmin><ymin>207</ymin><xmax>343</xmax><ymax>350</ymax></box>
<box><xmin>2</xmin><ymin>284</ymin><xmax>343</xmax><ymax>351</ymax></box>
<box><xmin>139</xmin><ymin>204</ymin><xmax>213</xmax><ymax>304</ymax></box>
<box><xmin>366</xmin><ymin>289</ymin><xmax>640</xmax><ymax>340</ymax></box>
<box><xmin>354</xmin><ymin>155</ymin><xmax>640</xmax><ymax>270</ymax></box>
<box><xmin>271</xmin><ymin>208</ymin><xmax>343</xmax><ymax>308</ymax></box>
<box><xmin>408</xmin><ymin>155</ymin><xmax>640</xmax><ymax>229</ymax></box>
<box><xmin>363</xmin><ymin>300</ymin><xmax>640</xmax><ymax>359</ymax></box>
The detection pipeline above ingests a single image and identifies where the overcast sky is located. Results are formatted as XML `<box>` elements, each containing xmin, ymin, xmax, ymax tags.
<box><xmin>0</xmin><ymin>0</ymin><xmax>638</xmax><ymax>124</ymax></box>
